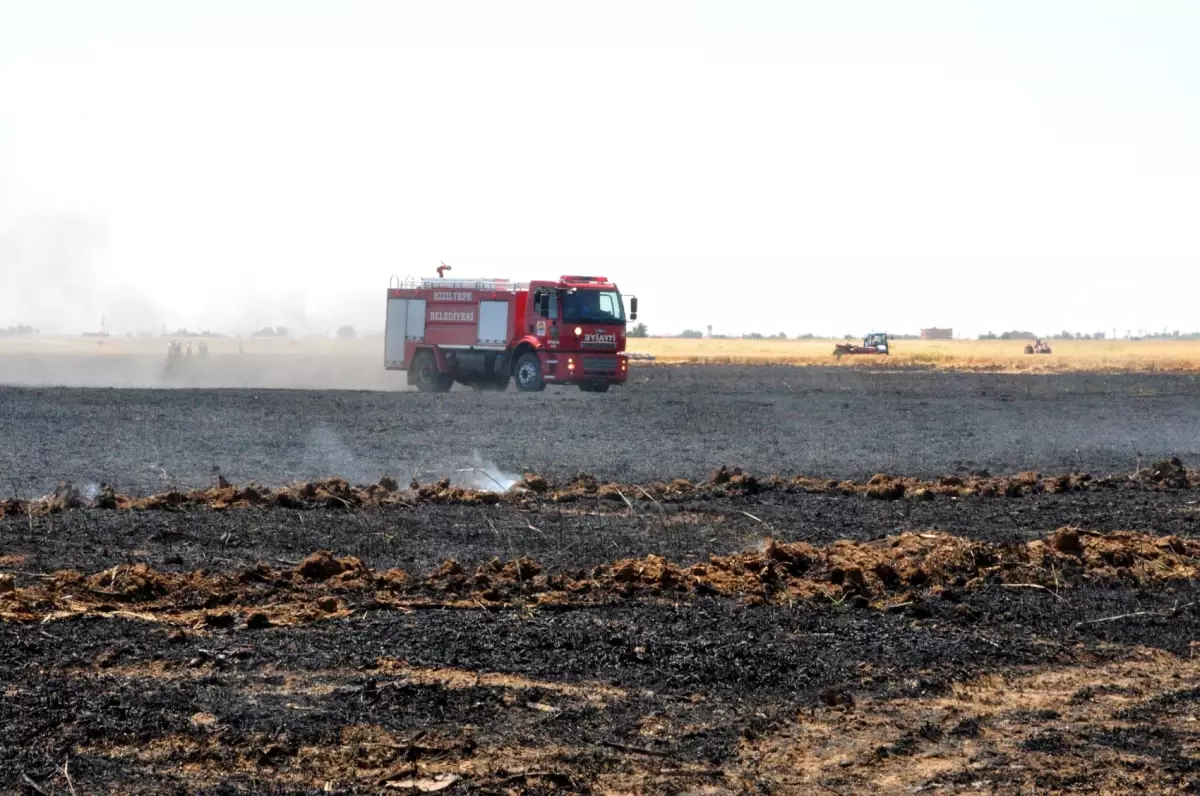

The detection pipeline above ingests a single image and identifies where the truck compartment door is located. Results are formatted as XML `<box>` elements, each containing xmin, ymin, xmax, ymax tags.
<box><xmin>477</xmin><ymin>301</ymin><xmax>509</xmax><ymax>346</ymax></box>
<box><xmin>385</xmin><ymin>298</ymin><xmax>409</xmax><ymax>369</ymax></box>
<box><xmin>406</xmin><ymin>299</ymin><xmax>427</xmax><ymax>341</ymax></box>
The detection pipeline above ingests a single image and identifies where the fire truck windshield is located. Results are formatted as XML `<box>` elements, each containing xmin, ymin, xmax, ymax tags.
<box><xmin>561</xmin><ymin>289</ymin><xmax>624</xmax><ymax>324</ymax></box>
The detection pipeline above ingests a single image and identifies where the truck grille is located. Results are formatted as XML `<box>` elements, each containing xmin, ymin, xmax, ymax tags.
<box><xmin>582</xmin><ymin>355</ymin><xmax>618</xmax><ymax>375</ymax></box>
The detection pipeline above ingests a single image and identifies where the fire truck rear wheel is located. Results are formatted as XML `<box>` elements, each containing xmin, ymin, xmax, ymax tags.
<box><xmin>412</xmin><ymin>350</ymin><xmax>452</xmax><ymax>393</ymax></box>
<box><xmin>514</xmin><ymin>352</ymin><xmax>545</xmax><ymax>392</ymax></box>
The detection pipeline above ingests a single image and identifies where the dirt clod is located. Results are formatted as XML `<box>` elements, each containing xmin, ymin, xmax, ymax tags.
<box><xmin>244</xmin><ymin>611</ymin><xmax>272</xmax><ymax>629</ymax></box>
<box><xmin>94</xmin><ymin>483</ymin><xmax>119</xmax><ymax>509</ymax></box>
<box><xmin>1134</xmin><ymin>457</ymin><xmax>1189</xmax><ymax>489</ymax></box>
<box><xmin>296</xmin><ymin>551</ymin><xmax>349</xmax><ymax>581</ymax></box>
<box><xmin>1049</xmin><ymin>527</ymin><xmax>1084</xmax><ymax>557</ymax></box>
<box><xmin>46</xmin><ymin>481</ymin><xmax>85</xmax><ymax>511</ymax></box>
<box><xmin>522</xmin><ymin>473</ymin><xmax>549</xmax><ymax>493</ymax></box>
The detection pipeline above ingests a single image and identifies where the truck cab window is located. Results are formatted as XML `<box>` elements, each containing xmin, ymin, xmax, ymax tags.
<box><xmin>562</xmin><ymin>290</ymin><xmax>624</xmax><ymax>323</ymax></box>
<box><xmin>597</xmin><ymin>292</ymin><xmax>620</xmax><ymax>318</ymax></box>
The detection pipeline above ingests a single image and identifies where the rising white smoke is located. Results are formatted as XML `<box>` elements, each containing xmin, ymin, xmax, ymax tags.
<box><xmin>411</xmin><ymin>450</ymin><xmax>520</xmax><ymax>493</ymax></box>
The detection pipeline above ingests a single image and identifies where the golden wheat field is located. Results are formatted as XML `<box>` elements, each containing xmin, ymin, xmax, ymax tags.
<box><xmin>630</xmin><ymin>336</ymin><xmax>1200</xmax><ymax>373</ymax></box>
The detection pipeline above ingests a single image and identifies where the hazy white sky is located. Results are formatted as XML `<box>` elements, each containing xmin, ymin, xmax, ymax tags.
<box><xmin>1</xmin><ymin>0</ymin><xmax>1197</xmax><ymax>337</ymax></box>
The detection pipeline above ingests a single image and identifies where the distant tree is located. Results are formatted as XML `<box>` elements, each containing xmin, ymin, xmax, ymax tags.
<box><xmin>743</xmin><ymin>332</ymin><xmax>764</xmax><ymax>340</ymax></box>
<box><xmin>679</xmin><ymin>329</ymin><xmax>704</xmax><ymax>339</ymax></box>
<box><xmin>628</xmin><ymin>322</ymin><xmax>648</xmax><ymax>338</ymax></box>
<box><xmin>773</xmin><ymin>332</ymin><xmax>788</xmax><ymax>339</ymax></box>
<box><xmin>979</xmin><ymin>332</ymin><xmax>998</xmax><ymax>340</ymax></box>
<box><xmin>336</xmin><ymin>325</ymin><xmax>356</xmax><ymax>339</ymax></box>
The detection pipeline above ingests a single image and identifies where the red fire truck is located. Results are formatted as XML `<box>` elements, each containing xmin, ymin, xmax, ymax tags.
<box><xmin>384</xmin><ymin>270</ymin><xmax>639</xmax><ymax>393</ymax></box>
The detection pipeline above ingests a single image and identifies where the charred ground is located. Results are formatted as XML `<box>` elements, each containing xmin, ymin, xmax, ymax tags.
<box><xmin>2</xmin><ymin>468</ymin><xmax>1199</xmax><ymax>794</ymax></box>
<box><xmin>2</xmin><ymin>365</ymin><xmax>1200</xmax><ymax>497</ymax></box>
<box><xmin>1</xmin><ymin>365</ymin><xmax>1199</xmax><ymax>794</ymax></box>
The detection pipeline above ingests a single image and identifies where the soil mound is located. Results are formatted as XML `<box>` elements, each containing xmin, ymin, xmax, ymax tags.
<box><xmin>5</xmin><ymin>530</ymin><xmax>1195</xmax><ymax>626</ymax></box>
<box><xmin>6</xmin><ymin>464</ymin><xmax>1196</xmax><ymax>518</ymax></box>
<box><xmin>84</xmin><ymin>564</ymin><xmax>178</xmax><ymax>600</ymax></box>
<box><xmin>295</xmin><ymin>551</ymin><xmax>367</xmax><ymax>582</ymax></box>
<box><xmin>1132</xmin><ymin>457</ymin><xmax>1190</xmax><ymax>489</ymax></box>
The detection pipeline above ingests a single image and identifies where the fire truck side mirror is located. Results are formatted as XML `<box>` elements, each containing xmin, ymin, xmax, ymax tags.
<box><xmin>629</xmin><ymin>296</ymin><xmax>638</xmax><ymax>321</ymax></box>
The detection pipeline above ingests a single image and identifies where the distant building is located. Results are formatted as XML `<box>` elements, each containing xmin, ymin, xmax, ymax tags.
<box><xmin>1094</xmin><ymin>332</ymin><xmax>1106</xmax><ymax>340</ymax></box>
<box><xmin>920</xmin><ymin>327</ymin><xmax>953</xmax><ymax>340</ymax></box>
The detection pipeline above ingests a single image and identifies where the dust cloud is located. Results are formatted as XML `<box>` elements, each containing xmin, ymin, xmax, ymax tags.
<box><xmin>0</xmin><ymin>336</ymin><xmax>404</xmax><ymax>390</ymax></box>
<box><xmin>0</xmin><ymin>221</ymin><xmax>394</xmax><ymax>390</ymax></box>
<box><xmin>0</xmin><ymin>208</ymin><xmax>392</xmax><ymax>389</ymax></box>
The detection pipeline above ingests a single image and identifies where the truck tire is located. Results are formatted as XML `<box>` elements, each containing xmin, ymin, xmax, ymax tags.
<box><xmin>412</xmin><ymin>350</ymin><xmax>452</xmax><ymax>393</ymax></box>
<box><xmin>514</xmin><ymin>352</ymin><xmax>545</xmax><ymax>392</ymax></box>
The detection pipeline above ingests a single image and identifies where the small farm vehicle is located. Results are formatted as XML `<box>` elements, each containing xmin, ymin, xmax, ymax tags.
<box><xmin>1024</xmin><ymin>339</ymin><xmax>1052</xmax><ymax>355</ymax></box>
<box><xmin>834</xmin><ymin>332</ymin><xmax>890</xmax><ymax>357</ymax></box>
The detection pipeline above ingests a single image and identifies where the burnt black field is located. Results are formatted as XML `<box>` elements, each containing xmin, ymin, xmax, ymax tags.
<box><xmin>2</xmin><ymin>365</ymin><xmax>1199</xmax><ymax>497</ymax></box>
<box><xmin>1</xmin><ymin>365</ymin><xmax>1198</xmax><ymax>794</ymax></box>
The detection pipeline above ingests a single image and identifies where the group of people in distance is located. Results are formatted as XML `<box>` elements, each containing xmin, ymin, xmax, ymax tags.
<box><xmin>166</xmin><ymin>339</ymin><xmax>210</xmax><ymax>362</ymax></box>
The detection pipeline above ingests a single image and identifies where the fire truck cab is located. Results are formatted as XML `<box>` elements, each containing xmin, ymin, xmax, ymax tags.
<box><xmin>384</xmin><ymin>272</ymin><xmax>638</xmax><ymax>393</ymax></box>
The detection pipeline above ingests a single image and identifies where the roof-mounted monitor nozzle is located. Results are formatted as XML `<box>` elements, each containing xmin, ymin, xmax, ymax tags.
<box><xmin>437</xmin><ymin>262</ymin><xmax>452</xmax><ymax>278</ymax></box>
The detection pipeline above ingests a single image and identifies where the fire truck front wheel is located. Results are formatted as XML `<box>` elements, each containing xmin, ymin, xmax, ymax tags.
<box><xmin>412</xmin><ymin>350</ymin><xmax>453</xmax><ymax>393</ymax></box>
<box><xmin>514</xmin><ymin>352</ymin><xmax>546</xmax><ymax>392</ymax></box>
